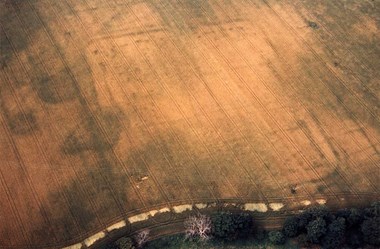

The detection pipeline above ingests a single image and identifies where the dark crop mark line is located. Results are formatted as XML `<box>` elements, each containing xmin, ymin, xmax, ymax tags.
<box><xmin>183</xmin><ymin>1</ymin><xmax>343</xmax><ymax>200</ymax></box>
<box><xmin>259</xmin><ymin>0</ymin><xmax>380</xmax><ymax>139</ymax></box>
<box><xmin>91</xmin><ymin>28</ymin><xmax>167</xmax><ymax>42</ymax></box>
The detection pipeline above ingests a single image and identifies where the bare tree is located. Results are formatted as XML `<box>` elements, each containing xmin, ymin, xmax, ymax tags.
<box><xmin>134</xmin><ymin>229</ymin><xmax>150</xmax><ymax>248</ymax></box>
<box><xmin>184</xmin><ymin>213</ymin><xmax>212</xmax><ymax>241</ymax></box>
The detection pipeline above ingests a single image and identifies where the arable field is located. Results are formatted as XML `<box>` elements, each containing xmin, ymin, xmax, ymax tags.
<box><xmin>0</xmin><ymin>0</ymin><xmax>379</xmax><ymax>248</ymax></box>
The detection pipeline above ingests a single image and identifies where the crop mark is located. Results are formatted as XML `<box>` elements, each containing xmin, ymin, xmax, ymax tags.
<box><xmin>30</xmin><ymin>69</ymin><xmax>78</xmax><ymax>104</ymax></box>
<box><xmin>6</xmin><ymin>111</ymin><xmax>38</xmax><ymax>135</ymax></box>
<box><xmin>62</xmin><ymin>108</ymin><xmax>123</xmax><ymax>155</ymax></box>
<box><xmin>307</xmin><ymin>20</ymin><xmax>319</xmax><ymax>29</ymax></box>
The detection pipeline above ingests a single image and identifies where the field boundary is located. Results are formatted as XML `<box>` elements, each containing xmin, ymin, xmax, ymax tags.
<box><xmin>58</xmin><ymin>194</ymin><xmax>379</xmax><ymax>249</ymax></box>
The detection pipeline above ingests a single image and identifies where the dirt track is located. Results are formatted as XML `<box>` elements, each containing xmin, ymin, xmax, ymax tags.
<box><xmin>0</xmin><ymin>0</ymin><xmax>379</xmax><ymax>248</ymax></box>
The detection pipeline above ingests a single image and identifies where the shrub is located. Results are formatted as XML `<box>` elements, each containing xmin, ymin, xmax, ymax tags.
<box><xmin>361</xmin><ymin>217</ymin><xmax>380</xmax><ymax>246</ymax></box>
<box><xmin>283</xmin><ymin>216</ymin><xmax>300</xmax><ymax>237</ymax></box>
<box><xmin>104</xmin><ymin>242</ymin><xmax>119</xmax><ymax>249</ymax></box>
<box><xmin>134</xmin><ymin>229</ymin><xmax>150</xmax><ymax>248</ymax></box>
<box><xmin>254</xmin><ymin>227</ymin><xmax>266</xmax><ymax>241</ymax></box>
<box><xmin>268</xmin><ymin>230</ymin><xmax>286</xmax><ymax>245</ymax></box>
<box><xmin>347</xmin><ymin>208</ymin><xmax>364</xmax><ymax>227</ymax></box>
<box><xmin>296</xmin><ymin>234</ymin><xmax>311</xmax><ymax>248</ymax></box>
<box><xmin>211</xmin><ymin>212</ymin><xmax>253</xmax><ymax>241</ymax></box>
<box><xmin>116</xmin><ymin>237</ymin><xmax>134</xmax><ymax>249</ymax></box>
<box><xmin>306</xmin><ymin>217</ymin><xmax>327</xmax><ymax>244</ymax></box>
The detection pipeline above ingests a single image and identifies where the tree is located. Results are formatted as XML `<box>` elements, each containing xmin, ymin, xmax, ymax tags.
<box><xmin>361</xmin><ymin>217</ymin><xmax>380</xmax><ymax>246</ymax></box>
<box><xmin>306</xmin><ymin>217</ymin><xmax>327</xmax><ymax>244</ymax></box>
<box><xmin>283</xmin><ymin>216</ymin><xmax>300</xmax><ymax>237</ymax></box>
<box><xmin>134</xmin><ymin>229</ymin><xmax>150</xmax><ymax>248</ymax></box>
<box><xmin>347</xmin><ymin>208</ymin><xmax>364</xmax><ymax>228</ymax></box>
<box><xmin>104</xmin><ymin>242</ymin><xmax>119</xmax><ymax>249</ymax></box>
<box><xmin>184</xmin><ymin>213</ymin><xmax>212</xmax><ymax>241</ymax></box>
<box><xmin>346</xmin><ymin>228</ymin><xmax>364</xmax><ymax>248</ymax></box>
<box><xmin>364</xmin><ymin>202</ymin><xmax>380</xmax><ymax>218</ymax></box>
<box><xmin>211</xmin><ymin>212</ymin><xmax>253</xmax><ymax>241</ymax></box>
<box><xmin>268</xmin><ymin>230</ymin><xmax>286</xmax><ymax>245</ymax></box>
<box><xmin>322</xmin><ymin>217</ymin><xmax>346</xmax><ymax>249</ymax></box>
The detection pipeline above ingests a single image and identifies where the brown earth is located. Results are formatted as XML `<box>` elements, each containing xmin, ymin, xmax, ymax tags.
<box><xmin>0</xmin><ymin>0</ymin><xmax>379</xmax><ymax>248</ymax></box>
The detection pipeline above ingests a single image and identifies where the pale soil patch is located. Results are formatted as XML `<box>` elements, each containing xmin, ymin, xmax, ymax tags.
<box><xmin>158</xmin><ymin>207</ymin><xmax>171</xmax><ymax>213</ymax></box>
<box><xmin>106</xmin><ymin>220</ymin><xmax>127</xmax><ymax>232</ymax></box>
<box><xmin>84</xmin><ymin>231</ymin><xmax>106</xmax><ymax>247</ymax></box>
<box><xmin>269</xmin><ymin>203</ymin><xmax>284</xmax><ymax>211</ymax></box>
<box><xmin>243</xmin><ymin>203</ymin><xmax>268</xmax><ymax>212</ymax></box>
<box><xmin>128</xmin><ymin>207</ymin><xmax>171</xmax><ymax>223</ymax></box>
<box><xmin>301</xmin><ymin>200</ymin><xmax>312</xmax><ymax>206</ymax></box>
<box><xmin>173</xmin><ymin>204</ymin><xmax>193</xmax><ymax>213</ymax></box>
<box><xmin>128</xmin><ymin>213</ymin><xmax>151</xmax><ymax>224</ymax></box>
